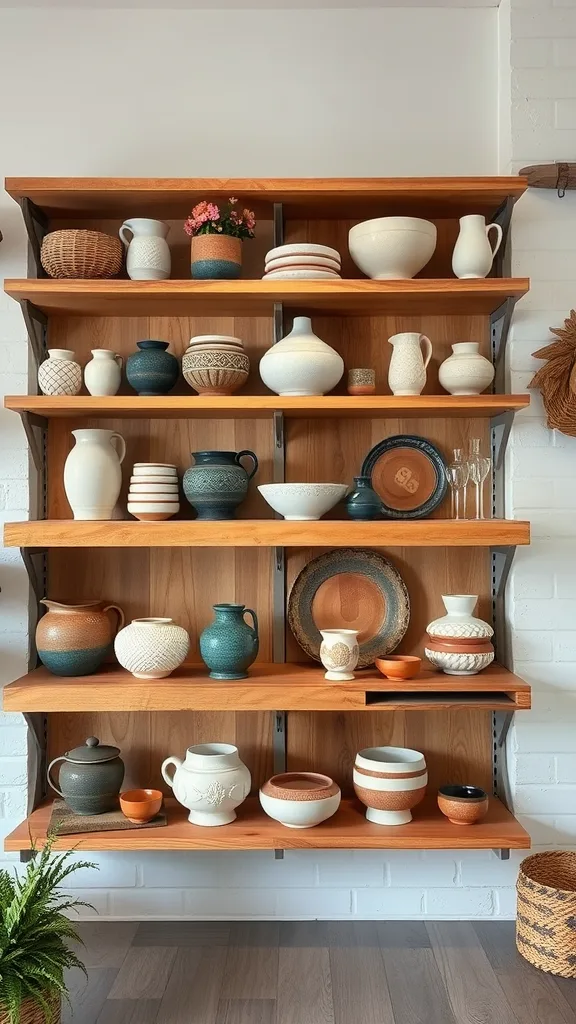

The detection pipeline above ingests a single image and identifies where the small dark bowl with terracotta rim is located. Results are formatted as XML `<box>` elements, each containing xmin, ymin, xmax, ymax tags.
<box><xmin>437</xmin><ymin>784</ymin><xmax>489</xmax><ymax>826</ymax></box>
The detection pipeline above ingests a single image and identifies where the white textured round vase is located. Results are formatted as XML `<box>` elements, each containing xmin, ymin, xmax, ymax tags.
<box><xmin>319</xmin><ymin>629</ymin><xmax>360</xmax><ymax>681</ymax></box>
<box><xmin>353</xmin><ymin>747</ymin><xmax>427</xmax><ymax>825</ymax></box>
<box><xmin>438</xmin><ymin>342</ymin><xmax>495</xmax><ymax>396</ymax></box>
<box><xmin>38</xmin><ymin>349</ymin><xmax>82</xmax><ymax>396</ymax></box>
<box><xmin>161</xmin><ymin>743</ymin><xmax>251</xmax><ymax>826</ymax></box>
<box><xmin>427</xmin><ymin>595</ymin><xmax>494</xmax><ymax>639</ymax></box>
<box><xmin>63</xmin><ymin>428</ymin><xmax>126</xmax><ymax>520</ymax></box>
<box><xmin>84</xmin><ymin>349</ymin><xmax>123</xmax><ymax>396</ymax></box>
<box><xmin>114</xmin><ymin>617</ymin><xmax>190</xmax><ymax>679</ymax></box>
<box><xmin>259</xmin><ymin>316</ymin><xmax>344</xmax><ymax>396</ymax></box>
<box><xmin>348</xmin><ymin>217</ymin><xmax>437</xmax><ymax>280</ymax></box>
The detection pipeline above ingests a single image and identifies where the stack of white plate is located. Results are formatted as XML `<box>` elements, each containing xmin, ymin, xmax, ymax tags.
<box><xmin>263</xmin><ymin>243</ymin><xmax>341</xmax><ymax>280</ymax></box>
<box><xmin>127</xmin><ymin>463</ymin><xmax>179</xmax><ymax>522</ymax></box>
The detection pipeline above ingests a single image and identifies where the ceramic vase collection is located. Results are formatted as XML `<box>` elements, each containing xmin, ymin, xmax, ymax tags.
<box><xmin>36</xmin><ymin>599</ymin><xmax>124</xmax><ymax>676</ymax></box>
<box><xmin>183</xmin><ymin>450</ymin><xmax>258</xmax><ymax>520</ymax></box>
<box><xmin>63</xmin><ymin>428</ymin><xmax>126</xmax><ymax>520</ymax></box>
<box><xmin>438</xmin><ymin>342</ymin><xmax>495</xmax><ymax>396</ymax></box>
<box><xmin>162</xmin><ymin>743</ymin><xmax>251</xmax><ymax>825</ymax></box>
<box><xmin>84</xmin><ymin>349</ymin><xmax>123</xmax><ymax>396</ymax></box>
<box><xmin>199</xmin><ymin>603</ymin><xmax>259</xmax><ymax>679</ymax></box>
<box><xmin>182</xmin><ymin>335</ymin><xmax>250</xmax><ymax>395</ymax></box>
<box><xmin>346</xmin><ymin>476</ymin><xmax>381</xmax><ymax>520</ymax></box>
<box><xmin>126</xmin><ymin>340</ymin><xmax>179</xmax><ymax>396</ymax></box>
<box><xmin>38</xmin><ymin>349</ymin><xmax>82</xmax><ymax>396</ymax></box>
<box><xmin>425</xmin><ymin>595</ymin><xmax>494</xmax><ymax>675</ymax></box>
<box><xmin>191</xmin><ymin>234</ymin><xmax>242</xmax><ymax>279</ymax></box>
<box><xmin>452</xmin><ymin>215</ymin><xmax>503</xmax><ymax>279</ymax></box>
<box><xmin>47</xmin><ymin>737</ymin><xmax>125</xmax><ymax>815</ymax></box>
<box><xmin>259</xmin><ymin>316</ymin><xmax>344</xmax><ymax>396</ymax></box>
<box><xmin>319</xmin><ymin>629</ymin><xmax>360</xmax><ymax>681</ymax></box>
<box><xmin>119</xmin><ymin>218</ymin><xmax>171</xmax><ymax>281</ymax></box>
<box><xmin>388</xmin><ymin>332</ymin><xmax>433</xmax><ymax>396</ymax></box>
<box><xmin>114</xmin><ymin>617</ymin><xmax>190</xmax><ymax>679</ymax></box>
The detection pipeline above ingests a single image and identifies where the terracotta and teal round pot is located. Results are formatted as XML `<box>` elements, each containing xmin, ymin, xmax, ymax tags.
<box><xmin>36</xmin><ymin>599</ymin><xmax>124</xmax><ymax>676</ymax></box>
<box><xmin>191</xmin><ymin>235</ymin><xmax>242</xmax><ymax>279</ymax></box>
<box><xmin>346</xmin><ymin>475</ymin><xmax>382</xmax><ymax>521</ymax></box>
<box><xmin>126</xmin><ymin>340</ymin><xmax>179</xmax><ymax>396</ymax></box>
<box><xmin>47</xmin><ymin>736</ymin><xmax>125</xmax><ymax>815</ymax></box>
<box><xmin>183</xmin><ymin>450</ymin><xmax>258</xmax><ymax>520</ymax></box>
<box><xmin>200</xmin><ymin>603</ymin><xmax>259</xmax><ymax>679</ymax></box>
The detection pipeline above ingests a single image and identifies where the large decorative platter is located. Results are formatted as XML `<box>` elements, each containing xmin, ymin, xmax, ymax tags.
<box><xmin>288</xmin><ymin>548</ymin><xmax>410</xmax><ymax>668</ymax></box>
<box><xmin>361</xmin><ymin>434</ymin><xmax>447</xmax><ymax>520</ymax></box>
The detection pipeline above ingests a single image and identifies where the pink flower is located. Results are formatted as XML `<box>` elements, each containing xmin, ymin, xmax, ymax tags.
<box><xmin>206</xmin><ymin>203</ymin><xmax>220</xmax><ymax>221</ymax></box>
<box><xmin>229</xmin><ymin>197</ymin><xmax>238</xmax><ymax>205</ymax></box>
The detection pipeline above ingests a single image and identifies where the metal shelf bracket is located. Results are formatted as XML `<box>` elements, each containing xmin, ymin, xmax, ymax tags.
<box><xmin>21</xmin><ymin>197</ymin><xmax>49</xmax><ymax>279</ymax></box>
<box><xmin>491</xmin><ymin>411</ymin><xmax>514</xmax><ymax>472</ymax></box>
<box><xmin>19</xmin><ymin>411</ymin><xmax>47</xmax><ymax>475</ymax></box>
<box><xmin>21</xmin><ymin>300</ymin><xmax>48</xmax><ymax>369</ymax></box>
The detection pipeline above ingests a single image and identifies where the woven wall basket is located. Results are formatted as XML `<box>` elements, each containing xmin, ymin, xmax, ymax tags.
<box><xmin>517</xmin><ymin>850</ymin><xmax>576</xmax><ymax>977</ymax></box>
<box><xmin>0</xmin><ymin>994</ymin><xmax>60</xmax><ymax>1024</ymax></box>
<box><xmin>41</xmin><ymin>229</ymin><xmax>123</xmax><ymax>279</ymax></box>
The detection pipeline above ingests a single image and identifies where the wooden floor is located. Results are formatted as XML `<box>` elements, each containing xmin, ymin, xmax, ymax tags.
<box><xmin>64</xmin><ymin>920</ymin><xmax>576</xmax><ymax>1023</ymax></box>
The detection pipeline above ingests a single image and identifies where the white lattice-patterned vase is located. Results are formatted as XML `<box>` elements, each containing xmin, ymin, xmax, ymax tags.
<box><xmin>114</xmin><ymin>617</ymin><xmax>190</xmax><ymax>679</ymax></box>
<box><xmin>425</xmin><ymin>594</ymin><xmax>494</xmax><ymax>676</ymax></box>
<box><xmin>319</xmin><ymin>628</ymin><xmax>360</xmax><ymax>681</ymax></box>
<box><xmin>38</xmin><ymin>349</ymin><xmax>82</xmax><ymax>396</ymax></box>
<box><xmin>161</xmin><ymin>743</ymin><xmax>251</xmax><ymax>826</ymax></box>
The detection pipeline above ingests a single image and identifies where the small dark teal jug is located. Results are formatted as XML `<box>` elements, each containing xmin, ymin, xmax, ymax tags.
<box><xmin>126</xmin><ymin>340</ymin><xmax>179</xmax><ymax>396</ymax></box>
<box><xmin>183</xmin><ymin>450</ymin><xmax>258</xmax><ymax>520</ymax></box>
<box><xmin>200</xmin><ymin>604</ymin><xmax>259</xmax><ymax>679</ymax></box>
<box><xmin>346</xmin><ymin>475</ymin><xmax>381</xmax><ymax>520</ymax></box>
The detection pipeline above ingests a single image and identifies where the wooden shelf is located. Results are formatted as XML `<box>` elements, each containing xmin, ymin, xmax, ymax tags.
<box><xmin>4</xmin><ymin>394</ymin><xmax>531</xmax><ymax>420</ymax></box>
<box><xmin>4</xmin><ymin>796</ymin><xmax>530</xmax><ymax>852</ymax></box>
<box><xmin>5</xmin><ymin>176</ymin><xmax>527</xmax><ymax>220</ymax></box>
<box><xmin>4</xmin><ymin>279</ymin><xmax>530</xmax><ymax>318</ymax></box>
<box><xmin>4</xmin><ymin>519</ymin><xmax>531</xmax><ymax>549</ymax></box>
<box><xmin>2</xmin><ymin>663</ymin><xmax>531</xmax><ymax>713</ymax></box>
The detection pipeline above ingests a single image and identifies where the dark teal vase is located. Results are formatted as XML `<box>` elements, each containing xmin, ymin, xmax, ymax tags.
<box><xmin>183</xmin><ymin>450</ymin><xmax>258</xmax><ymax>520</ymax></box>
<box><xmin>346</xmin><ymin>475</ymin><xmax>381</xmax><ymax>520</ymax></box>
<box><xmin>200</xmin><ymin>604</ymin><xmax>259</xmax><ymax>679</ymax></box>
<box><xmin>126</xmin><ymin>340</ymin><xmax>179</xmax><ymax>396</ymax></box>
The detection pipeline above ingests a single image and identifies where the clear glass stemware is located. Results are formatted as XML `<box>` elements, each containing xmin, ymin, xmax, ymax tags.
<box><xmin>445</xmin><ymin>447</ymin><xmax>469</xmax><ymax>520</ymax></box>
<box><xmin>468</xmin><ymin>437</ymin><xmax>492</xmax><ymax>519</ymax></box>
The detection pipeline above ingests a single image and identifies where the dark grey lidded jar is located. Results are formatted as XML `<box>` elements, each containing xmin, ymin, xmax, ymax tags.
<box><xmin>47</xmin><ymin>736</ymin><xmax>125</xmax><ymax>815</ymax></box>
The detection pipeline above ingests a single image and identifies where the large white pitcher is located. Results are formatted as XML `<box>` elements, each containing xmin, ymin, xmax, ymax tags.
<box><xmin>119</xmin><ymin>218</ymin><xmax>171</xmax><ymax>281</ymax></box>
<box><xmin>388</xmin><ymin>332</ymin><xmax>433</xmax><ymax>396</ymax></box>
<box><xmin>452</xmin><ymin>214</ymin><xmax>503</xmax><ymax>279</ymax></box>
<box><xmin>64</xmin><ymin>428</ymin><xmax>126</xmax><ymax>520</ymax></box>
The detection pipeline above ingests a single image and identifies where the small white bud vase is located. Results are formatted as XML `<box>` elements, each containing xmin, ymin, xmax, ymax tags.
<box><xmin>319</xmin><ymin>629</ymin><xmax>360</xmax><ymax>681</ymax></box>
<box><xmin>84</xmin><ymin>349</ymin><xmax>123</xmax><ymax>396</ymax></box>
<box><xmin>259</xmin><ymin>316</ymin><xmax>344</xmax><ymax>396</ymax></box>
<box><xmin>114</xmin><ymin>617</ymin><xmax>190</xmax><ymax>679</ymax></box>
<box><xmin>38</xmin><ymin>349</ymin><xmax>81</xmax><ymax>396</ymax></box>
<box><xmin>161</xmin><ymin>742</ymin><xmax>251</xmax><ymax>826</ymax></box>
<box><xmin>438</xmin><ymin>342</ymin><xmax>495</xmax><ymax>396</ymax></box>
<box><xmin>452</xmin><ymin>214</ymin><xmax>503</xmax><ymax>279</ymax></box>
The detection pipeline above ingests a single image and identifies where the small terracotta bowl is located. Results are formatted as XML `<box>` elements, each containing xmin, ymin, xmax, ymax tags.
<box><xmin>120</xmin><ymin>788</ymin><xmax>163</xmax><ymax>823</ymax></box>
<box><xmin>437</xmin><ymin>785</ymin><xmax>489</xmax><ymax>826</ymax></box>
<box><xmin>375</xmin><ymin>655</ymin><xmax>422</xmax><ymax>680</ymax></box>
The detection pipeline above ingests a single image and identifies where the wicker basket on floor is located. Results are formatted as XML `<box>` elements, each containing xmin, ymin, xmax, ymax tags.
<box><xmin>41</xmin><ymin>229</ymin><xmax>123</xmax><ymax>279</ymax></box>
<box><xmin>0</xmin><ymin>994</ymin><xmax>60</xmax><ymax>1024</ymax></box>
<box><xmin>517</xmin><ymin>850</ymin><xmax>576</xmax><ymax>977</ymax></box>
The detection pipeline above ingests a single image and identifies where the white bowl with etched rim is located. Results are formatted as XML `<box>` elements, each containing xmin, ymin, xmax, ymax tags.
<box><xmin>258</xmin><ymin>483</ymin><xmax>347</xmax><ymax>520</ymax></box>
<box><xmin>349</xmin><ymin>217</ymin><xmax>437</xmax><ymax>280</ymax></box>
<box><xmin>259</xmin><ymin>772</ymin><xmax>341</xmax><ymax>828</ymax></box>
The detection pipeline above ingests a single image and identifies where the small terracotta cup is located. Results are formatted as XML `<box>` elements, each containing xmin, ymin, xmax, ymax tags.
<box><xmin>375</xmin><ymin>655</ymin><xmax>421</xmax><ymax>680</ymax></box>
<box><xmin>437</xmin><ymin>784</ymin><xmax>489</xmax><ymax>825</ymax></box>
<box><xmin>120</xmin><ymin>788</ymin><xmax>163</xmax><ymax>823</ymax></box>
<box><xmin>347</xmin><ymin>368</ymin><xmax>376</xmax><ymax>396</ymax></box>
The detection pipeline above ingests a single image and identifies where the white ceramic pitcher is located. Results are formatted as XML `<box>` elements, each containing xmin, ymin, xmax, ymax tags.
<box><xmin>119</xmin><ymin>218</ymin><xmax>171</xmax><ymax>281</ymax></box>
<box><xmin>64</xmin><ymin>428</ymin><xmax>126</xmax><ymax>520</ymax></box>
<box><xmin>161</xmin><ymin>743</ymin><xmax>251</xmax><ymax>826</ymax></box>
<box><xmin>388</xmin><ymin>332</ymin><xmax>432</xmax><ymax>396</ymax></box>
<box><xmin>84</xmin><ymin>349</ymin><xmax>123</xmax><ymax>396</ymax></box>
<box><xmin>452</xmin><ymin>214</ymin><xmax>503</xmax><ymax>279</ymax></box>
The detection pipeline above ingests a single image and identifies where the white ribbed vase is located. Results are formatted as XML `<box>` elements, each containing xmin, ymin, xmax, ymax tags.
<box><xmin>114</xmin><ymin>617</ymin><xmax>190</xmax><ymax>678</ymax></box>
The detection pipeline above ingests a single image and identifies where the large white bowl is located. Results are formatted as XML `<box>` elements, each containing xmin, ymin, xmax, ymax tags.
<box><xmin>349</xmin><ymin>217</ymin><xmax>437</xmax><ymax>280</ymax></box>
<box><xmin>258</xmin><ymin>483</ymin><xmax>347</xmax><ymax>521</ymax></box>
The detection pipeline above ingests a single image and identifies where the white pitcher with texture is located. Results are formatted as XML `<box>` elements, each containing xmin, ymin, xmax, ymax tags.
<box><xmin>119</xmin><ymin>218</ymin><xmax>171</xmax><ymax>280</ymax></box>
<box><xmin>388</xmin><ymin>332</ymin><xmax>432</xmax><ymax>396</ymax></box>
<box><xmin>452</xmin><ymin>215</ymin><xmax>503</xmax><ymax>279</ymax></box>
<box><xmin>84</xmin><ymin>349</ymin><xmax>123</xmax><ymax>396</ymax></box>
<box><xmin>64</xmin><ymin>428</ymin><xmax>126</xmax><ymax>520</ymax></box>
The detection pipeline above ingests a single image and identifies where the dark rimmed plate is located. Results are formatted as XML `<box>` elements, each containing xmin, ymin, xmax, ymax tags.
<box><xmin>361</xmin><ymin>434</ymin><xmax>447</xmax><ymax>519</ymax></box>
<box><xmin>288</xmin><ymin>548</ymin><xmax>410</xmax><ymax>668</ymax></box>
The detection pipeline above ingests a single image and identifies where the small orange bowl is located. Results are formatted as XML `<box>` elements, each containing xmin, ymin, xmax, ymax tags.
<box><xmin>375</xmin><ymin>655</ymin><xmax>422</xmax><ymax>680</ymax></box>
<box><xmin>120</xmin><ymin>788</ymin><xmax>163</xmax><ymax>824</ymax></box>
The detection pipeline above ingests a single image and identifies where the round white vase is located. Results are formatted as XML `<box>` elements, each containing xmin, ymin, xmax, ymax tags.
<box><xmin>161</xmin><ymin>743</ymin><xmax>251</xmax><ymax>826</ymax></box>
<box><xmin>259</xmin><ymin>316</ymin><xmax>344</xmax><ymax>396</ymax></box>
<box><xmin>319</xmin><ymin>629</ymin><xmax>360</xmax><ymax>681</ymax></box>
<box><xmin>114</xmin><ymin>617</ymin><xmax>190</xmax><ymax>678</ymax></box>
<box><xmin>84</xmin><ymin>349</ymin><xmax>123</xmax><ymax>396</ymax></box>
<box><xmin>38</xmin><ymin>349</ymin><xmax>82</xmax><ymax>396</ymax></box>
<box><xmin>438</xmin><ymin>342</ymin><xmax>495</xmax><ymax>396</ymax></box>
<box><xmin>63</xmin><ymin>428</ymin><xmax>126</xmax><ymax>520</ymax></box>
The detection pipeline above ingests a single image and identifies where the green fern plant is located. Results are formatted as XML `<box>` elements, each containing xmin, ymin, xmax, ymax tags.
<box><xmin>0</xmin><ymin>838</ymin><xmax>96</xmax><ymax>1024</ymax></box>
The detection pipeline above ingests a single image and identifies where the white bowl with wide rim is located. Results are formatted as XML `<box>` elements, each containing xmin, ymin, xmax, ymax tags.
<box><xmin>349</xmin><ymin>217</ymin><xmax>437</xmax><ymax>280</ymax></box>
<box><xmin>258</xmin><ymin>483</ymin><xmax>347</xmax><ymax>521</ymax></box>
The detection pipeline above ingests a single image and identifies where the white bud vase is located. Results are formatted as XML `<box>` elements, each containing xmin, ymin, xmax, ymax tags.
<box><xmin>259</xmin><ymin>316</ymin><xmax>344</xmax><ymax>396</ymax></box>
<box><xmin>63</xmin><ymin>428</ymin><xmax>126</xmax><ymax>520</ymax></box>
<box><xmin>439</xmin><ymin>342</ymin><xmax>495</xmax><ymax>396</ymax></box>
<box><xmin>319</xmin><ymin>629</ymin><xmax>360</xmax><ymax>681</ymax></box>
<box><xmin>84</xmin><ymin>349</ymin><xmax>123</xmax><ymax>396</ymax></box>
<box><xmin>38</xmin><ymin>349</ymin><xmax>81</xmax><ymax>396</ymax></box>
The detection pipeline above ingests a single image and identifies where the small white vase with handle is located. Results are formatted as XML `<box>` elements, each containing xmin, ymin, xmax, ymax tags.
<box><xmin>439</xmin><ymin>342</ymin><xmax>494</xmax><ymax>396</ymax></box>
<box><xmin>84</xmin><ymin>349</ymin><xmax>123</xmax><ymax>396</ymax></box>
<box><xmin>38</xmin><ymin>349</ymin><xmax>82</xmax><ymax>396</ymax></box>
<box><xmin>388</xmin><ymin>332</ymin><xmax>432</xmax><ymax>396</ymax></box>
<box><xmin>119</xmin><ymin>218</ymin><xmax>171</xmax><ymax>281</ymax></box>
<box><xmin>452</xmin><ymin>215</ymin><xmax>503</xmax><ymax>279</ymax></box>
<box><xmin>64</xmin><ymin>428</ymin><xmax>126</xmax><ymax>520</ymax></box>
<box><xmin>161</xmin><ymin>742</ymin><xmax>251</xmax><ymax>826</ymax></box>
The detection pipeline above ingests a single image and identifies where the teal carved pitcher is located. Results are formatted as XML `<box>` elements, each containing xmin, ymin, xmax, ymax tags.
<box><xmin>200</xmin><ymin>603</ymin><xmax>259</xmax><ymax>679</ymax></box>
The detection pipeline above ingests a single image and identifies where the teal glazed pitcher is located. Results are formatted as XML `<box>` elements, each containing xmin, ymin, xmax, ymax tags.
<box><xmin>183</xmin><ymin>450</ymin><xmax>258</xmax><ymax>520</ymax></box>
<box><xmin>200</xmin><ymin>604</ymin><xmax>259</xmax><ymax>679</ymax></box>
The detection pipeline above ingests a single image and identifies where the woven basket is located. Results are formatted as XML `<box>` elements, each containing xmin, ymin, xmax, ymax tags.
<box><xmin>41</xmin><ymin>230</ymin><xmax>123</xmax><ymax>279</ymax></box>
<box><xmin>517</xmin><ymin>850</ymin><xmax>576</xmax><ymax>977</ymax></box>
<box><xmin>0</xmin><ymin>994</ymin><xmax>60</xmax><ymax>1024</ymax></box>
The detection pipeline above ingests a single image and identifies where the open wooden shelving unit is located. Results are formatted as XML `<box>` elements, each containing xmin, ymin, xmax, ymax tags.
<box><xmin>3</xmin><ymin>175</ymin><xmax>531</xmax><ymax>854</ymax></box>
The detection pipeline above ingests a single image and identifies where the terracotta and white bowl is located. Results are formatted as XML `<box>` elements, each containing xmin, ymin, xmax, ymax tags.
<box><xmin>259</xmin><ymin>772</ymin><xmax>341</xmax><ymax>828</ymax></box>
<box><xmin>183</xmin><ymin>335</ymin><xmax>250</xmax><ymax>396</ymax></box>
<box><xmin>438</xmin><ymin>785</ymin><xmax>489</xmax><ymax>825</ymax></box>
<box><xmin>127</xmin><ymin>501</ymin><xmax>180</xmax><ymax>522</ymax></box>
<box><xmin>353</xmin><ymin>746</ymin><xmax>427</xmax><ymax>825</ymax></box>
<box><xmin>258</xmin><ymin>483</ymin><xmax>347</xmax><ymax>520</ymax></box>
<box><xmin>348</xmin><ymin>217</ymin><xmax>437</xmax><ymax>280</ymax></box>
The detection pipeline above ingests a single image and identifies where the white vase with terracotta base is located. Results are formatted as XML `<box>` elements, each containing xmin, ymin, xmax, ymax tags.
<box><xmin>353</xmin><ymin>746</ymin><xmax>427</xmax><ymax>825</ymax></box>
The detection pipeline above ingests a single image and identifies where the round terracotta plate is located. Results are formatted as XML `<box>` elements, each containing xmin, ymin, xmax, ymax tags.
<box><xmin>288</xmin><ymin>548</ymin><xmax>410</xmax><ymax>668</ymax></box>
<box><xmin>361</xmin><ymin>435</ymin><xmax>447</xmax><ymax>519</ymax></box>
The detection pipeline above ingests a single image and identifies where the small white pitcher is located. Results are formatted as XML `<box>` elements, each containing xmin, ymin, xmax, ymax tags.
<box><xmin>63</xmin><ymin>428</ymin><xmax>126</xmax><ymax>520</ymax></box>
<box><xmin>388</xmin><ymin>332</ymin><xmax>433</xmax><ymax>396</ymax></box>
<box><xmin>452</xmin><ymin>214</ymin><xmax>503</xmax><ymax>279</ymax></box>
<box><xmin>119</xmin><ymin>218</ymin><xmax>171</xmax><ymax>281</ymax></box>
<box><xmin>84</xmin><ymin>349</ymin><xmax>123</xmax><ymax>396</ymax></box>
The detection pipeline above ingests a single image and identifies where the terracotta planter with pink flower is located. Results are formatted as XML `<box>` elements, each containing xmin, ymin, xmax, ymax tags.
<box><xmin>185</xmin><ymin>199</ymin><xmax>255</xmax><ymax>279</ymax></box>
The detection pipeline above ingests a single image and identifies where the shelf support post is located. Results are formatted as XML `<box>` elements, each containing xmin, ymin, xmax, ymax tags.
<box><xmin>491</xmin><ymin>196</ymin><xmax>515</xmax><ymax>279</ymax></box>
<box><xmin>21</xmin><ymin>300</ymin><xmax>48</xmax><ymax>372</ymax></box>
<box><xmin>20</xmin><ymin>197</ymin><xmax>49</xmax><ymax>278</ymax></box>
<box><xmin>491</xmin><ymin>296</ymin><xmax>516</xmax><ymax>396</ymax></box>
<box><xmin>19</xmin><ymin>411</ymin><xmax>47</xmax><ymax>476</ymax></box>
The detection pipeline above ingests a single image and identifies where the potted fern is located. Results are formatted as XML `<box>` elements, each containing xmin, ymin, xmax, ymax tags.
<box><xmin>0</xmin><ymin>840</ymin><xmax>95</xmax><ymax>1024</ymax></box>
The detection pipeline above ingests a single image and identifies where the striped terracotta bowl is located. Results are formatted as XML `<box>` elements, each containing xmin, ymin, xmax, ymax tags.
<box><xmin>353</xmin><ymin>746</ymin><xmax>427</xmax><ymax>826</ymax></box>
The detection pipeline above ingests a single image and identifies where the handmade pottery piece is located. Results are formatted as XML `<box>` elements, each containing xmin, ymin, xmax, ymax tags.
<box><xmin>47</xmin><ymin>736</ymin><xmax>125</xmax><ymax>815</ymax></box>
<box><xmin>84</xmin><ymin>349</ymin><xmax>123</xmax><ymax>396</ymax></box>
<box><xmin>288</xmin><ymin>548</ymin><xmax>410</xmax><ymax>668</ymax></box>
<box><xmin>361</xmin><ymin>435</ymin><xmax>447</xmax><ymax>520</ymax></box>
<box><xmin>36</xmin><ymin>599</ymin><xmax>124</xmax><ymax>676</ymax></box>
<box><xmin>161</xmin><ymin>742</ymin><xmax>251</xmax><ymax>825</ymax></box>
<box><xmin>258</xmin><ymin>483</ymin><xmax>347</xmax><ymax>521</ymax></box>
<box><xmin>128</xmin><ymin>466</ymin><xmax>179</xmax><ymax>521</ymax></box>
<box><xmin>191</xmin><ymin>234</ymin><xmax>242</xmax><ymax>279</ymax></box>
<box><xmin>375</xmin><ymin>655</ymin><xmax>422</xmax><ymax>680</ymax></box>
<box><xmin>182</xmin><ymin>335</ymin><xmax>250</xmax><ymax>395</ymax></box>
<box><xmin>437</xmin><ymin>785</ymin><xmax>489</xmax><ymax>825</ymax></box>
<box><xmin>64</xmin><ymin>428</ymin><xmax>126</xmax><ymax>520</ymax></box>
<box><xmin>388</xmin><ymin>332</ymin><xmax>433</xmax><ymax>396</ymax></box>
<box><xmin>354</xmin><ymin>746</ymin><xmax>427</xmax><ymax>825</ymax></box>
<box><xmin>347</xmin><ymin>368</ymin><xmax>376</xmax><ymax>396</ymax></box>
<box><xmin>126</xmin><ymin>340</ymin><xmax>179</xmax><ymax>396</ymax></box>
<box><xmin>265</xmin><ymin>243</ymin><xmax>341</xmax><ymax>264</ymax></box>
<box><xmin>127</xmin><ymin>502</ymin><xmax>180</xmax><ymax>522</ymax></box>
<box><xmin>265</xmin><ymin>254</ymin><xmax>341</xmax><ymax>273</ymax></box>
<box><xmin>427</xmin><ymin>595</ymin><xmax>493</xmax><ymax>640</ymax></box>
<box><xmin>114</xmin><ymin>617</ymin><xmax>190</xmax><ymax>679</ymax></box>
<box><xmin>259</xmin><ymin>773</ymin><xmax>341</xmax><ymax>828</ymax></box>
<box><xmin>425</xmin><ymin>595</ymin><xmax>494</xmax><ymax>675</ymax></box>
<box><xmin>348</xmin><ymin>217</ymin><xmax>437</xmax><ymax>279</ymax></box>
<box><xmin>199</xmin><ymin>603</ymin><xmax>259</xmax><ymax>679</ymax></box>
<box><xmin>263</xmin><ymin>268</ymin><xmax>340</xmax><ymax>280</ymax></box>
<box><xmin>452</xmin><ymin>215</ymin><xmax>503</xmax><ymax>279</ymax></box>
<box><xmin>119</xmin><ymin>218</ymin><xmax>171</xmax><ymax>281</ymax></box>
<box><xmin>259</xmin><ymin>316</ymin><xmax>344</xmax><ymax>396</ymax></box>
<box><xmin>38</xmin><ymin>349</ymin><xmax>82</xmax><ymax>396</ymax></box>
<box><xmin>438</xmin><ymin>342</ymin><xmax>495</xmax><ymax>396</ymax></box>
<box><xmin>346</xmin><ymin>476</ymin><xmax>381</xmax><ymax>521</ymax></box>
<box><xmin>132</xmin><ymin>463</ymin><xmax>177</xmax><ymax>477</ymax></box>
<box><xmin>120</xmin><ymin>788</ymin><xmax>163</xmax><ymax>823</ymax></box>
<box><xmin>319</xmin><ymin>628</ymin><xmax>360</xmax><ymax>681</ymax></box>
<box><xmin>183</xmin><ymin>450</ymin><xmax>258</xmax><ymax>520</ymax></box>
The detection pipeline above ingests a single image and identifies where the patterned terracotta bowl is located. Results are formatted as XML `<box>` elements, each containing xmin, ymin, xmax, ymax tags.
<box><xmin>120</xmin><ymin>788</ymin><xmax>163</xmax><ymax>823</ymax></box>
<box><xmin>259</xmin><ymin>772</ymin><xmax>341</xmax><ymax>828</ymax></box>
<box><xmin>437</xmin><ymin>785</ymin><xmax>489</xmax><ymax>825</ymax></box>
<box><xmin>354</xmin><ymin>746</ymin><xmax>427</xmax><ymax>825</ymax></box>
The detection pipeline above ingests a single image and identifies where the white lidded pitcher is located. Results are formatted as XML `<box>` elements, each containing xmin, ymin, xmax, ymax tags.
<box><xmin>452</xmin><ymin>215</ymin><xmax>503</xmax><ymax>279</ymax></box>
<box><xmin>119</xmin><ymin>218</ymin><xmax>171</xmax><ymax>281</ymax></box>
<box><xmin>161</xmin><ymin>743</ymin><xmax>251</xmax><ymax>826</ymax></box>
<box><xmin>84</xmin><ymin>349</ymin><xmax>123</xmax><ymax>396</ymax></box>
<box><xmin>388</xmin><ymin>332</ymin><xmax>432</xmax><ymax>396</ymax></box>
<box><xmin>64</xmin><ymin>428</ymin><xmax>126</xmax><ymax>520</ymax></box>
